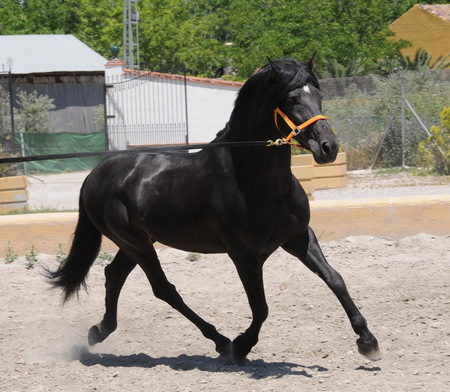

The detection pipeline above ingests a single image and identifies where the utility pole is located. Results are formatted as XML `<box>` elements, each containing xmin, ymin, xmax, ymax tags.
<box><xmin>123</xmin><ymin>0</ymin><xmax>140</xmax><ymax>70</ymax></box>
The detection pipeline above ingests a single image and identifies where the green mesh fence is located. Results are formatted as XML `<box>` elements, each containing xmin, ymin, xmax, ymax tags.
<box><xmin>15</xmin><ymin>132</ymin><xmax>106</xmax><ymax>173</ymax></box>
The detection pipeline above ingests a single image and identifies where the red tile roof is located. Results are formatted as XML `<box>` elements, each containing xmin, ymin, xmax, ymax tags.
<box><xmin>124</xmin><ymin>69</ymin><xmax>244</xmax><ymax>88</ymax></box>
<box><xmin>418</xmin><ymin>4</ymin><xmax>450</xmax><ymax>23</ymax></box>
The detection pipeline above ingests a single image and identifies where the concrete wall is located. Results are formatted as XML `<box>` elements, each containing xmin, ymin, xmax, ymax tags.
<box><xmin>291</xmin><ymin>152</ymin><xmax>348</xmax><ymax>199</ymax></box>
<box><xmin>0</xmin><ymin>176</ymin><xmax>28</xmax><ymax>214</ymax></box>
<box><xmin>310</xmin><ymin>195</ymin><xmax>450</xmax><ymax>242</ymax></box>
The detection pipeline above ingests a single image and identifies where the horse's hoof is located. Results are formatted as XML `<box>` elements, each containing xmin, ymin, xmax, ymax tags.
<box><xmin>229</xmin><ymin>342</ymin><xmax>249</xmax><ymax>365</ymax></box>
<box><xmin>357</xmin><ymin>338</ymin><xmax>382</xmax><ymax>361</ymax></box>
<box><xmin>216</xmin><ymin>338</ymin><xmax>231</xmax><ymax>358</ymax></box>
<box><xmin>218</xmin><ymin>342</ymin><xmax>248</xmax><ymax>365</ymax></box>
<box><xmin>359</xmin><ymin>345</ymin><xmax>382</xmax><ymax>361</ymax></box>
<box><xmin>88</xmin><ymin>325</ymin><xmax>103</xmax><ymax>346</ymax></box>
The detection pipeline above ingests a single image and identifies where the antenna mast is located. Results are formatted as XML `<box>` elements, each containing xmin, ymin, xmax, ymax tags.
<box><xmin>123</xmin><ymin>0</ymin><xmax>140</xmax><ymax>69</ymax></box>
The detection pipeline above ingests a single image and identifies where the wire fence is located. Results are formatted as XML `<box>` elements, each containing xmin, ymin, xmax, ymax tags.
<box><xmin>322</xmin><ymin>69</ymin><xmax>450</xmax><ymax>170</ymax></box>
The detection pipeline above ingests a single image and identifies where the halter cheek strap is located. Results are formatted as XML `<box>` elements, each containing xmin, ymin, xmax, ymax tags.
<box><xmin>274</xmin><ymin>107</ymin><xmax>327</xmax><ymax>143</ymax></box>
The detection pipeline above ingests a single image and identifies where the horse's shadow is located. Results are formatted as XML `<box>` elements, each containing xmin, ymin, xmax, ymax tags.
<box><xmin>78</xmin><ymin>348</ymin><xmax>328</xmax><ymax>379</ymax></box>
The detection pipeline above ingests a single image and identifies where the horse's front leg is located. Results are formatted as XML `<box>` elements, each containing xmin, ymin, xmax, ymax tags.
<box><xmin>229</xmin><ymin>254</ymin><xmax>268</xmax><ymax>362</ymax></box>
<box><xmin>282</xmin><ymin>226</ymin><xmax>381</xmax><ymax>361</ymax></box>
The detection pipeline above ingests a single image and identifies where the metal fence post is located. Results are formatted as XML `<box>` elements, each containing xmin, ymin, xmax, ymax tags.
<box><xmin>8</xmin><ymin>68</ymin><xmax>15</xmax><ymax>154</ymax></box>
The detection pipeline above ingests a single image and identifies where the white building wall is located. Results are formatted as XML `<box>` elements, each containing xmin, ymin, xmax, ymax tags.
<box><xmin>105</xmin><ymin>62</ymin><xmax>241</xmax><ymax>148</ymax></box>
<box><xmin>185</xmin><ymin>82</ymin><xmax>239</xmax><ymax>143</ymax></box>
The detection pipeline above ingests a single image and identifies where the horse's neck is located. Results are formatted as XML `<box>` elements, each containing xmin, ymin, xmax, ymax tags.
<box><xmin>226</xmin><ymin>106</ymin><xmax>273</xmax><ymax>142</ymax></box>
<box><xmin>217</xmin><ymin>113</ymin><xmax>293</xmax><ymax>192</ymax></box>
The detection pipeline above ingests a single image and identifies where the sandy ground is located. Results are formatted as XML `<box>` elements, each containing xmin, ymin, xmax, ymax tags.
<box><xmin>2</xmin><ymin>170</ymin><xmax>449</xmax><ymax>391</ymax></box>
<box><xmin>1</xmin><ymin>235</ymin><xmax>449</xmax><ymax>391</ymax></box>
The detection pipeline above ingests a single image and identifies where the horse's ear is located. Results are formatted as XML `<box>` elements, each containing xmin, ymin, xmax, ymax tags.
<box><xmin>307</xmin><ymin>52</ymin><xmax>317</xmax><ymax>71</ymax></box>
<box><xmin>267</xmin><ymin>57</ymin><xmax>281</xmax><ymax>76</ymax></box>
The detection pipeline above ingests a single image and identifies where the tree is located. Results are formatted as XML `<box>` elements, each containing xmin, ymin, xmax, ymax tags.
<box><xmin>397</xmin><ymin>48</ymin><xmax>450</xmax><ymax>71</ymax></box>
<box><xmin>15</xmin><ymin>90</ymin><xmax>55</xmax><ymax>134</ymax></box>
<box><xmin>0</xmin><ymin>0</ymin><xmax>80</xmax><ymax>35</ymax></box>
<box><xmin>0</xmin><ymin>1</ymin><xmax>122</xmax><ymax>59</ymax></box>
<box><xmin>73</xmin><ymin>0</ymin><xmax>123</xmax><ymax>58</ymax></box>
<box><xmin>0</xmin><ymin>85</ymin><xmax>11</xmax><ymax>137</ymax></box>
<box><xmin>138</xmin><ymin>0</ymin><xmax>230</xmax><ymax>76</ymax></box>
<box><xmin>216</xmin><ymin>0</ymin><xmax>423</xmax><ymax>78</ymax></box>
<box><xmin>1</xmin><ymin>0</ymin><xmax>449</xmax><ymax>78</ymax></box>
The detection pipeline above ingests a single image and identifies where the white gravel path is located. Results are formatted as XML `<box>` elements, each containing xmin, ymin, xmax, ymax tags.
<box><xmin>26</xmin><ymin>169</ymin><xmax>450</xmax><ymax>211</ymax></box>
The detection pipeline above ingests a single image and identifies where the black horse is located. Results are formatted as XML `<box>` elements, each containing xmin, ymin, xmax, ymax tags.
<box><xmin>48</xmin><ymin>56</ymin><xmax>380</xmax><ymax>362</ymax></box>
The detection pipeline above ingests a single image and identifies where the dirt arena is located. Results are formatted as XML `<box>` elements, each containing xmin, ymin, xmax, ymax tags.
<box><xmin>1</xmin><ymin>233</ymin><xmax>449</xmax><ymax>391</ymax></box>
<box><xmin>2</xmin><ymin>170</ymin><xmax>449</xmax><ymax>391</ymax></box>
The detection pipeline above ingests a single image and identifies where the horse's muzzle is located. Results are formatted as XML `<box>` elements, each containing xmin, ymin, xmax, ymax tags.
<box><xmin>318</xmin><ymin>139</ymin><xmax>338</xmax><ymax>164</ymax></box>
<box><xmin>309</xmin><ymin>123</ymin><xmax>339</xmax><ymax>164</ymax></box>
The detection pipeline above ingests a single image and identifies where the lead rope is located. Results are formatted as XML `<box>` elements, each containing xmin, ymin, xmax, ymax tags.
<box><xmin>0</xmin><ymin>112</ymin><xmax>326</xmax><ymax>165</ymax></box>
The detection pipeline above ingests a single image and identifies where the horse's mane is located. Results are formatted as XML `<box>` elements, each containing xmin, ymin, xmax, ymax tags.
<box><xmin>235</xmin><ymin>59</ymin><xmax>319</xmax><ymax>112</ymax></box>
<box><xmin>215</xmin><ymin>58</ymin><xmax>319</xmax><ymax>138</ymax></box>
<box><xmin>215</xmin><ymin>122</ymin><xmax>230</xmax><ymax>138</ymax></box>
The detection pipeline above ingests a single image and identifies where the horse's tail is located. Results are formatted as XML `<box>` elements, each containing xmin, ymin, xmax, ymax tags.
<box><xmin>46</xmin><ymin>185</ymin><xmax>102</xmax><ymax>303</ymax></box>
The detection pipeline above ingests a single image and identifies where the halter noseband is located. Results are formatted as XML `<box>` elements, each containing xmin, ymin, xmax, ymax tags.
<box><xmin>274</xmin><ymin>107</ymin><xmax>327</xmax><ymax>143</ymax></box>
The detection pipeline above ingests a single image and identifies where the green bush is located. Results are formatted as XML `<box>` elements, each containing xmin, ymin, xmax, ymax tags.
<box><xmin>418</xmin><ymin>107</ymin><xmax>450</xmax><ymax>175</ymax></box>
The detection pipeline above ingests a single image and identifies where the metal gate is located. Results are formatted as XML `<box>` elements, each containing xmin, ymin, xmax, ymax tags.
<box><xmin>105</xmin><ymin>69</ymin><xmax>188</xmax><ymax>150</ymax></box>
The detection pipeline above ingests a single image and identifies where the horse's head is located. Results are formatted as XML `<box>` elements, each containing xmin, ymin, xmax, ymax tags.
<box><xmin>269</xmin><ymin>56</ymin><xmax>338</xmax><ymax>164</ymax></box>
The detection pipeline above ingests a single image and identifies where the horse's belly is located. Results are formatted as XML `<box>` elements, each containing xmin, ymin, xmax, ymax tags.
<box><xmin>145</xmin><ymin>220</ymin><xmax>227</xmax><ymax>254</ymax></box>
<box><xmin>153</xmin><ymin>234</ymin><xmax>227</xmax><ymax>254</ymax></box>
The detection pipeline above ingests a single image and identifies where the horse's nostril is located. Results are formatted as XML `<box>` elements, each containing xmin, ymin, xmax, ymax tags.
<box><xmin>322</xmin><ymin>142</ymin><xmax>331</xmax><ymax>155</ymax></box>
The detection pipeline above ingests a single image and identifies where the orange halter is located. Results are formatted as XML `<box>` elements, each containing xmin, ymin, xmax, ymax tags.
<box><xmin>274</xmin><ymin>107</ymin><xmax>327</xmax><ymax>143</ymax></box>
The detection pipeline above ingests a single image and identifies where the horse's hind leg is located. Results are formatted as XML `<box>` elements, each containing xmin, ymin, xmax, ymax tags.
<box><xmin>229</xmin><ymin>254</ymin><xmax>268</xmax><ymax>361</ymax></box>
<box><xmin>88</xmin><ymin>250</ymin><xmax>137</xmax><ymax>346</ymax></box>
<box><xmin>283</xmin><ymin>227</ymin><xmax>381</xmax><ymax>361</ymax></box>
<box><xmin>127</xmin><ymin>244</ymin><xmax>231</xmax><ymax>357</ymax></box>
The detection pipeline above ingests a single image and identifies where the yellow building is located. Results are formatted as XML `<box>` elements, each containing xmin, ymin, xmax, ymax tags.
<box><xmin>389</xmin><ymin>4</ymin><xmax>450</xmax><ymax>65</ymax></box>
